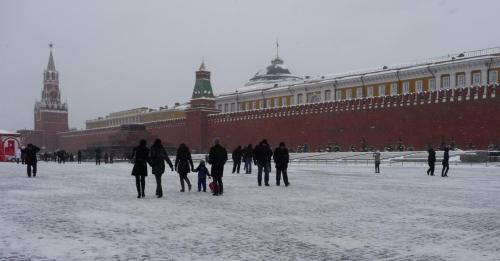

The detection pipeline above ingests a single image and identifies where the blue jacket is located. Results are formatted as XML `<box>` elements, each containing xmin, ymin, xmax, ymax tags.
<box><xmin>194</xmin><ymin>165</ymin><xmax>210</xmax><ymax>178</ymax></box>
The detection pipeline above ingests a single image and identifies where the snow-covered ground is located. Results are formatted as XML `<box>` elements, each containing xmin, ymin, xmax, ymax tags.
<box><xmin>1</xmin><ymin>162</ymin><xmax>499</xmax><ymax>261</ymax></box>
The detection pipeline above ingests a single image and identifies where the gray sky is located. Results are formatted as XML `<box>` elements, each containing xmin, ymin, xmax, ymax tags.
<box><xmin>1</xmin><ymin>0</ymin><xmax>500</xmax><ymax>131</ymax></box>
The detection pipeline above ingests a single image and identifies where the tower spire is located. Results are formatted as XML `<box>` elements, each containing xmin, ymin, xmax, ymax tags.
<box><xmin>276</xmin><ymin>39</ymin><xmax>279</xmax><ymax>58</ymax></box>
<box><xmin>47</xmin><ymin>43</ymin><xmax>56</xmax><ymax>71</ymax></box>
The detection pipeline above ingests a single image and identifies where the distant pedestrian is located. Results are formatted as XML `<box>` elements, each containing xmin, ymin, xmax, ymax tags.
<box><xmin>131</xmin><ymin>140</ymin><xmax>149</xmax><ymax>198</ymax></box>
<box><xmin>149</xmin><ymin>139</ymin><xmax>174</xmax><ymax>198</ymax></box>
<box><xmin>20</xmin><ymin>147</ymin><xmax>26</xmax><ymax>164</ymax></box>
<box><xmin>373</xmin><ymin>150</ymin><xmax>381</xmax><ymax>174</ymax></box>
<box><xmin>95</xmin><ymin>148</ymin><xmax>102</xmax><ymax>165</ymax></box>
<box><xmin>273</xmin><ymin>142</ymin><xmax>290</xmax><ymax>186</ymax></box>
<box><xmin>15</xmin><ymin>148</ymin><xmax>21</xmax><ymax>164</ymax></box>
<box><xmin>243</xmin><ymin>144</ymin><xmax>253</xmax><ymax>174</ymax></box>
<box><xmin>208</xmin><ymin>138</ymin><xmax>228</xmax><ymax>196</ymax></box>
<box><xmin>175</xmin><ymin>143</ymin><xmax>194</xmax><ymax>192</ymax></box>
<box><xmin>25</xmin><ymin>144</ymin><xmax>40</xmax><ymax>178</ymax></box>
<box><xmin>194</xmin><ymin>160</ymin><xmax>211</xmax><ymax>192</ymax></box>
<box><xmin>77</xmin><ymin>150</ymin><xmax>82</xmax><ymax>164</ymax></box>
<box><xmin>253</xmin><ymin>139</ymin><xmax>273</xmax><ymax>186</ymax></box>
<box><xmin>441</xmin><ymin>147</ymin><xmax>450</xmax><ymax>177</ymax></box>
<box><xmin>104</xmin><ymin>153</ymin><xmax>109</xmax><ymax>164</ymax></box>
<box><xmin>427</xmin><ymin>147</ymin><xmax>436</xmax><ymax>176</ymax></box>
<box><xmin>232</xmin><ymin>145</ymin><xmax>243</xmax><ymax>174</ymax></box>
<box><xmin>109</xmin><ymin>152</ymin><xmax>114</xmax><ymax>164</ymax></box>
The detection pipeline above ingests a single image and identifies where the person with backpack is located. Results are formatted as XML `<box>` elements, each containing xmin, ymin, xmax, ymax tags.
<box><xmin>208</xmin><ymin>138</ymin><xmax>228</xmax><ymax>196</ymax></box>
<box><xmin>131</xmin><ymin>140</ymin><xmax>149</xmax><ymax>198</ymax></box>
<box><xmin>149</xmin><ymin>139</ymin><xmax>174</xmax><ymax>198</ymax></box>
<box><xmin>175</xmin><ymin>143</ymin><xmax>194</xmax><ymax>192</ymax></box>
<box><xmin>273</xmin><ymin>142</ymin><xmax>290</xmax><ymax>186</ymax></box>
<box><xmin>194</xmin><ymin>160</ymin><xmax>211</xmax><ymax>192</ymax></box>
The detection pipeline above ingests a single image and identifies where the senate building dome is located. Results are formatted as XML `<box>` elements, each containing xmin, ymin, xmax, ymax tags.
<box><xmin>245</xmin><ymin>55</ymin><xmax>303</xmax><ymax>86</ymax></box>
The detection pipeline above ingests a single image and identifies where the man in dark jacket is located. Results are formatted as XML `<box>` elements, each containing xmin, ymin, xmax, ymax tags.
<box><xmin>273</xmin><ymin>142</ymin><xmax>290</xmax><ymax>186</ymax></box>
<box><xmin>77</xmin><ymin>150</ymin><xmax>82</xmax><ymax>164</ymax></box>
<box><xmin>243</xmin><ymin>144</ymin><xmax>253</xmax><ymax>174</ymax></box>
<box><xmin>208</xmin><ymin>138</ymin><xmax>228</xmax><ymax>196</ymax></box>
<box><xmin>441</xmin><ymin>147</ymin><xmax>450</xmax><ymax>177</ymax></box>
<box><xmin>427</xmin><ymin>147</ymin><xmax>436</xmax><ymax>176</ymax></box>
<box><xmin>232</xmin><ymin>145</ymin><xmax>243</xmax><ymax>174</ymax></box>
<box><xmin>253</xmin><ymin>139</ymin><xmax>273</xmax><ymax>186</ymax></box>
<box><xmin>95</xmin><ymin>148</ymin><xmax>102</xmax><ymax>165</ymax></box>
<box><xmin>25</xmin><ymin>144</ymin><xmax>40</xmax><ymax>177</ymax></box>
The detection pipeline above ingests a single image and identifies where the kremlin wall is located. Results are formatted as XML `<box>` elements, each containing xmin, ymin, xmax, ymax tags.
<box><xmin>19</xmin><ymin>46</ymin><xmax>500</xmax><ymax>154</ymax></box>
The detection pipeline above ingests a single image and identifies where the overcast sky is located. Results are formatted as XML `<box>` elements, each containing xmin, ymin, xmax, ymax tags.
<box><xmin>1</xmin><ymin>0</ymin><xmax>500</xmax><ymax>131</ymax></box>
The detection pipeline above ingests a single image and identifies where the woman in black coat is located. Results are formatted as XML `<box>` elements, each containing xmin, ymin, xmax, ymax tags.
<box><xmin>175</xmin><ymin>143</ymin><xmax>194</xmax><ymax>192</ymax></box>
<box><xmin>150</xmin><ymin>139</ymin><xmax>173</xmax><ymax>198</ymax></box>
<box><xmin>131</xmin><ymin>139</ymin><xmax>149</xmax><ymax>198</ymax></box>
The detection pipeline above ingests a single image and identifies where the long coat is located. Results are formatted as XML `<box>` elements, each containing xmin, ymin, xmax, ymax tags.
<box><xmin>428</xmin><ymin>149</ymin><xmax>436</xmax><ymax>163</ymax></box>
<box><xmin>150</xmin><ymin>144</ymin><xmax>173</xmax><ymax>175</ymax></box>
<box><xmin>131</xmin><ymin>145</ymin><xmax>150</xmax><ymax>176</ymax></box>
<box><xmin>175</xmin><ymin>145</ymin><xmax>194</xmax><ymax>174</ymax></box>
<box><xmin>232</xmin><ymin>147</ymin><xmax>243</xmax><ymax>162</ymax></box>
<box><xmin>273</xmin><ymin>147</ymin><xmax>289</xmax><ymax>169</ymax></box>
<box><xmin>208</xmin><ymin>144</ymin><xmax>228</xmax><ymax>178</ymax></box>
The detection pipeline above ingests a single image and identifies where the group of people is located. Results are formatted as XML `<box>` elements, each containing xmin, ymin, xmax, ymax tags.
<box><xmin>427</xmin><ymin>147</ymin><xmax>450</xmax><ymax>177</ymax></box>
<box><xmin>230</xmin><ymin>140</ymin><xmax>290</xmax><ymax>186</ymax></box>
<box><xmin>129</xmin><ymin>138</ymin><xmax>291</xmax><ymax>199</ymax></box>
<box><xmin>94</xmin><ymin>149</ymin><xmax>114</xmax><ymax>165</ymax></box>
<box><xmin>130</xmin><ymin>138</ymin><xmax>229</xmax><ymax>198</ymax></box>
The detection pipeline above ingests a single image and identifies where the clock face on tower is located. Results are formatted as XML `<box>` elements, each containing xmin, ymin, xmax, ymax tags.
<box><xmin>50</xmin><ymin>90</ymin><xmax>58</xmax><ymax>100</ymax></box>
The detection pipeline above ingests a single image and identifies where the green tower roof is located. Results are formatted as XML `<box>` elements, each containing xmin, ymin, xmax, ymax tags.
<box><xmin>192</xmin><ymin>62</ymin><xmax>214</xmax><ymax>99</ymax></box>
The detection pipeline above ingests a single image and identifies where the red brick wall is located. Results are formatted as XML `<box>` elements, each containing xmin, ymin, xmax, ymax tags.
<box><xmin>206</xmin><ymin>85</ymin><xmax>500</xmax><ymax>151</ymax></box>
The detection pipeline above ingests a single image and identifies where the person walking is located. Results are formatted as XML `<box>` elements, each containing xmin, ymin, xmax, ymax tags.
<box><xmin>208</xmin><ymin>138</ymin><xmax>228</xmax><ymax>196</ymax></box>
<box><xmin>253</xmin><ymin>139</ymin><xmax>273</xmax><ymax>186</ymax></box>
<box><xmin>95</xmin><ymin>148</ymin><xmax>102</xmax><ymax>165</ymax></box>
<box><xmin>441</xmin><ymin>147</ymin><xmax>450</xmax><ymax>177</ymax></box>
<box><xmin>273</xmin><ymin>142</ymin><xmax>290</xmax><ymax>186</ymax></box>
<box><xmin>149</xmin><ymin>139</ymin><xmax>173</xmax><ymax>198</ymax></box>
<box><xmin>131</xmin><ymin>140</ymin><xmax>149</xmax><ymax>198</ymax></box>
<box><xmin>77</xmin><ymin>150</ymin><xmax>82</xmax><ymax>164</ymax></box>
<box><xmin>25</xmin><ymin>144</ymin><xmax>40</xmax><ymax>178</ymax></box>
<box><xmin>243</xmin><ymin>144</ymin><xmax>253</xmax><ymax>174</ymax></box>
<box><xmin>15</xmin><ymin>147</ymin><xmax>21</xmax><ymax>164</ymax></box>
<box><xmin>194</xmin><ymin>160</ymin><xmax>210</xmax><ymax>192</ymax></box>
<box><xmin>427</xmin><ymin>147</ymin><xmax>436</xmax><ymax>176</ymax></box>
<box><xmin>175</xmin><ymin>143</ymin><xmax>194</xmax><ymax>192</ymax></box>
<box><xmin>104</xmin><ymin>153</ymin><xmax>109</xmax><ymax>164</ymax></box>
<box><xmin>232</xmin><ymin>145</ymin><xmax>243</xmax><ymax>174</ymax></box>
<box><xmin>373</xmin><ymin>150</ymin><xmax>381</xmax><ymax>174</ymax></box>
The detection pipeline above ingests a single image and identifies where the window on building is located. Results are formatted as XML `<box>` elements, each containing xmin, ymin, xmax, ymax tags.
<box><xmin>390</xmin><ymin>83</ymin><xmax>398</xmax><ymax>96</ymax></box>
<box><xmin>224</xmin><ymin>104</ymin><xmax>229</xmax><ymax>112</ymax></box>
<box><xmin>429</xmin><ymin>78</ymin><xmax>436</xmax><ymax>91</ymax></box>
<box><xmin>266</xmin><ymin>99</ymin><xmax>272</xmax><ymax>108</ymax></box>
<box><xmin>217</xmin><ymin>104</ymin><xmax>222</xmax><ymax>111</ymax></box>
<box><xmin>367</xmin><ymin>86</ymin><xmax>373</xmax><ymax>97</ymax></box>
<box><xmin>296</xmin><ymin>94</ymin><xmax>303</xmax><ymax>104</ymax></box>
<box><xmin>472</xmin><ymin>71</ymin><xmax>481</xmax><ymax>85</ymax></box>
<box><xmin>456</xmin><ymin>73</ymin><xmax>465</xmax><ymax>87</ymax></box>
<box><xmin>346</xmin><ymin>89</ymin><xmax>352</xmax><ymax>100</ymax></box>
<box><xmin>441</xmin><ymin>75</ymin><xmax>450</xmax><ymax>89</ymax></box>
<box><xmin>489</xmin><ymin>70</ymin><xmax>498</xmax><ymax>83</ymax></box>
<box><xmin>324</xmin><ymin>90</ymin><xmax>331</xmax><ymax>101</ymax></box>
<box><xmin>378</xmin><ymin>85</ymin><xmax>385</xmax><ymax>96</ymax></box>
<box><xmin>259</xmin><ymin>100</ymin><xmax>264</xmax><ymax>109</ymax></box>
<box><xmin>402</xmin><ymin>81</ymin><xmax>410</xmax><ymax>94</ymax></box>
<box><xmin>243</xmin><ymin>103</ymin><xmax>248</xmax><ymax>111</ymax></box>
<box><xmin>416</xmin><ymin>80</ymin><xmax>423</xmax><ymax>93</ymax></box>
<box><xmin>335</xmin><ymin>90</ymin><xmax>342</xmax><ymax>100</ymax></box>
<box><xmin>274</xmin><ymin>98</ymin><xmax>279</xmax><ymax>107</ymax></box>
<box><xmin>282</xmin><ymin>97</ymin><xmax>287</xmax><ymax>106</ymax></box>
<box><xmin>252</xmin><ymin>101</ymin><xmax>256</xmax><ymax>110</ymax></box>
<box><xmin>230</xmin><ymin>103</ymin><xmax>235</xmax><ymax>112</ymax></box>
<box><xmin>356</xmin><ymin>88</ymin><xmax>363</xmax><ymax>98</ymax></box>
